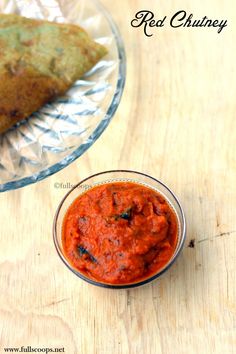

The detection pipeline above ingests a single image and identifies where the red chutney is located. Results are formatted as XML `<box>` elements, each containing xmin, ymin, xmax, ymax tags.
<box><xmin>62</xmin><ymin>182</ymin><xmax>178</xmax><ymax>284</ymax></box>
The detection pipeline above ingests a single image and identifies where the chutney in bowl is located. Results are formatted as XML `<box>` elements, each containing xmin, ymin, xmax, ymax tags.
<box><xmin>53</xmin><ymin>170</ymin><xmax>186</xmax><ymax>288</ymax></box>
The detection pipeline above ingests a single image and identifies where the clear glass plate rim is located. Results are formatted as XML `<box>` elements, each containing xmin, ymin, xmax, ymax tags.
<box><xmin>0</xmin><ymin>0</ymin><xmax>126</xmax><ymax>193</ymax></box>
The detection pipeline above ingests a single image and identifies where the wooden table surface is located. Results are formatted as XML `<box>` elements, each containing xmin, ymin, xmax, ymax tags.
<box><xmin>0</xmin><ymin>1</ymin><xmax>236</xmax><ymax>353</ymax></box>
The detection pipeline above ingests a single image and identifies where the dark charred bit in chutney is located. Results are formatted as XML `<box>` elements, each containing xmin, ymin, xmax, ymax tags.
<box><xmin>62</xmin><ymin>182</ymin><xmax>178</xmax><ymax>284</ymax></box>
<box><xmin>78</xmin><ymin>245</ymin><xmax>97</xmax><ymax>263</ymax></box>
<box><xmin>114</xmin><ymin>207</ymin><xmax>132</xmax><ymax>221</ymax></box>
<box><xmin>120</xmin><ymin>207</ymin><xmax>132</xmax><ymax>220</ymax></box>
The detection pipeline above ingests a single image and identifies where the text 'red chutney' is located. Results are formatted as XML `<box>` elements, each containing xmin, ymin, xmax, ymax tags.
<box><xmin>62</xmin><ymin>182</ymin><xmax>178</xmax><ymax>284</ymax></box>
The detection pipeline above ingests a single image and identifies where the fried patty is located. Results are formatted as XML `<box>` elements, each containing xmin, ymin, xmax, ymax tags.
<box><xmin>0</xmin><ymin>13</ymin><xmax>107</xmax><ymax>133</ymax></box>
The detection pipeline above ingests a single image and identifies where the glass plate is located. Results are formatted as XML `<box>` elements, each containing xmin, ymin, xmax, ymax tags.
<box><xmin>0</xmin><ymin>0</ymin><xmax>126</xmax><ymax>192</ymax></box>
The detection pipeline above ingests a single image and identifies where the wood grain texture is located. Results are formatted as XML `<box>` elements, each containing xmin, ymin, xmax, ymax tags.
<box><xmin>0</xmin><ymin>0</ymin><xmax>236</xmax><ymax>353</ymax></box>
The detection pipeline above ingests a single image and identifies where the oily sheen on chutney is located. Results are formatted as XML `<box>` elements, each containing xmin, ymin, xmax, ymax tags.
<box><xmin>62</xmin><ymin>182</ymin><xmax>178</xmax><ymax>285</ymax></box>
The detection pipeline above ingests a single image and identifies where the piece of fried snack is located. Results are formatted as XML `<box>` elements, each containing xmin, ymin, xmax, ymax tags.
<box><xmin>0</xmin><ymin>14</ymin><xmax>107</xmax><ymax>133</ymax></box>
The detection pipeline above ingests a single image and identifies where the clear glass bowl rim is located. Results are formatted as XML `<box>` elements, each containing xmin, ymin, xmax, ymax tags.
<box><xmin>53</xmin><ymin>169</ymin><xmax>186</xmax><ymax>289</ymax></box>
<box><xmin>0</xmin><ymin>0</ymin><xmax>126</xmax><ymax>192</ymax></box>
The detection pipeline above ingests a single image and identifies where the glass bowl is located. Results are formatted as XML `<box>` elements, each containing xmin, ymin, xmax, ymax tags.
<box><xmin>0</xmin><ymin>0</ymin><xmax>126</xmax><ymax>192</ymax></box>
<box><xmin>53</xmin><ymin>170</ymin><xmax>186</xmax><ymax>289</ymax></box>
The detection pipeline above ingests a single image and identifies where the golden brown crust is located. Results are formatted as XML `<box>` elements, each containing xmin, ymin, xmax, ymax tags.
<box><xmin>0</xmin><ymin>14</ymin><xmax>107</xmax><ymax>133</ymax></box>
<box><xmin>0</xmin><ymin>67</ymin><xmax>68</xmax><ymax>133</ymax></box>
